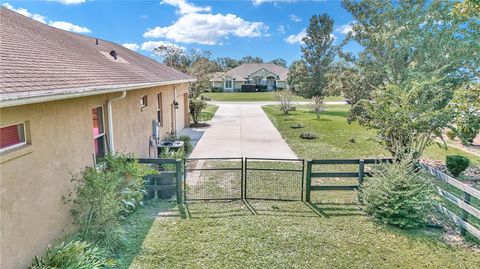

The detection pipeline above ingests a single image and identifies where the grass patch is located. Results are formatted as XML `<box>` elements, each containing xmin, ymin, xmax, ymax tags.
<box><xmin>198</xmin><ymin>104</ymin><xmax>218</xmax><ymax>122</ymax></box>
<box><xmin>203</xmin><ymin>92</ymin><xmax>345</xmax><ymax>102</ymax></box>
<box><xmin>126</xmin><ymin>200</ymin><xmax>480</xmax><ymax>268</ymax></box>
<box><xmin>263</xmin><ymin>104</ymin><xmax>480</xmax><ymax>164</ymax></box>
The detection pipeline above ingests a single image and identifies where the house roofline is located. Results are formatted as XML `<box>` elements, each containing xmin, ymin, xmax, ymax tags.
<box><xmin>0</xmin><ymin>79</ymin><xmax>195</xmax><ymax>108</ymax></box>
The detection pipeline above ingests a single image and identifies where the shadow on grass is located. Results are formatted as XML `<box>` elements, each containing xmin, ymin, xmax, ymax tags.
<box><xmin>115</xmin><ymin>200</ymin><xmax>176</xmax><ymax>269</ymax></box>
<box><xmin>308</xmin><ymin>201</ymin><xmax>365</xmax><ymax>218</ymax></box>
<box><xmin>180</xmin><ymin>199</ymin><xmax>364</xmax><ymax>220</ymax></box>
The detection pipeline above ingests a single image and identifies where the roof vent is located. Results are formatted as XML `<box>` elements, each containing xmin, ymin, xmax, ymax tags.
<box><xmin>95</xmin><ymin>38</ymin><xmax>98</xmax><ymax>45</ymax></box>
<box><xmin>109</xmin><ymin>50</ymin><xmax>117</xmax><ymax>60</ymax></box>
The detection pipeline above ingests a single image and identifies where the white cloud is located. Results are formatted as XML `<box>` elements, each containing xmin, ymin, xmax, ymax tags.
<box><xmin>252</xmin><ymin>0</ymin><xmax>297</xmax><ymax>6</ymax></box>
<box><xmin>122</xmin><ymin>43</ymin><xmax>140</xmax><ymax>51</ymax></box>
<box><xmin>141</xmin><ymin>14</ymin><xmax>149</xmax><ymax>19</ymax></box>
<box><xmin>49</xmin><ymin>21</ymin><xmax>91</xmax><ymax>33</ymax></box>
<box><xmin>48</xmin><ymin>0</ymin><xmax>86</xmax><ymax>4</ymax></box>
<box><xmin>140</xmin><ymin>41</ymin><xmax>185</xmax><ymax>52</ymax></box>
<box><xmin>3</xmin><ymin>3</ymin><xmax>91</xmax><ymax>33</ymax></box>
<box><xmin>335</xmin><ymin>21</ymin><xmax>355</xmax><ymax>34</ymax></box>
<box><xmin>143</xmin><ymin>13</ymin><xmax>267</xmax><ymax>45</ymax></box>
<box><xmin>289</xmin><ymin>14</ymin><xmax>302</xmax><ymax>22</ymax></box>
<box><xmin>285</xmin><ymin>29</ymin><xmax>306</xmax><ymax>44</ymax></box>
<box><xmin>277</xmin><ymin>25</ymin><xmax>285</xmax><ymax>34</ymax></box>
<box><xmin>2</xmin><ymin>3</ymin><xmax>46</xmax><ymax>23</ymax></box>
<box><xmin>161</xmin><ymin>0</ymin><xmax>211</xmax><ymax>15</ymax></box>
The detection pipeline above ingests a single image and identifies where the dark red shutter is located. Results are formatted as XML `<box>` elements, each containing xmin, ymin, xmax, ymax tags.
<box><xmin>0</xmin><ymin>124</ymin><xmax>23</xmax><ymax>149</ymax></box>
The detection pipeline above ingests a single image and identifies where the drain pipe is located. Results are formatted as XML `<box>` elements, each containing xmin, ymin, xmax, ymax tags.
<box><xmin>107</xmin><ymin>91</ymin><xmax>126</xmax><ymax>155</ymax></box>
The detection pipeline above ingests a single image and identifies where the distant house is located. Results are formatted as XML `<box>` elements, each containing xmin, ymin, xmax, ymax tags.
<box><xmin>210</xmin><ymin>63</ymin><xmax>288</xmax><ymax>92</ymax></box>
<box><xmin>0</xmin><ymin>7</ymin><xmax>194</xmax><ymax>269</ymax></box>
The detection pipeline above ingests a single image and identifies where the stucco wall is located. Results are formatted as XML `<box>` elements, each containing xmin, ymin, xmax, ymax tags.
<box><xmin>0</xmin><ymin>83</ymin><xmax>188</xmax><ymax>269</ymax></box>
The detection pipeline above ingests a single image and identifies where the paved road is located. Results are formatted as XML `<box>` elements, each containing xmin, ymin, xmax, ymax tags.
<box><xmin>189</xmin><ymin>102</ymin><xmax>298</xmax><ymax>159</ymax></box>
<box><xmin>208</xmin><ymin>100</ymin><xmax>348</xmax><ymax>106</ymax></box>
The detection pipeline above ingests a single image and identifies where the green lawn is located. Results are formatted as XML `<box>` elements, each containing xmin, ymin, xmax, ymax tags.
<box><xmin>113</xmin><ymin>104</ymin><xmax>480</xmax><ymax>268</ymax></box>
<box><xmin>198</xmin><ymin>104</ymin><xmax>218</xmax><ymax>122</ymax></box>
<box><xmin>117</xmin><ymin>200</ymin><xmax>480</xmax><ymax>268</ymax></box>
<box><xmin>203</xmin><ymin>92</ymin><xmax>345</xmax><ymax>102</ymax></box>
<box><xmin>263</xmin><ymin>104</ymin><xmax>480</xmax><ymax>164</ymax></box>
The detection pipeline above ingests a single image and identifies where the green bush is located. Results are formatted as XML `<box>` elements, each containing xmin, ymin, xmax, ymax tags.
<box><xmin>446</xmin><ymin>129</ymin><xmax>456</xmax><ymax>141</ymax></box>
<box><xmin>360</xmin><ymin>160</ymin><xmax>434</xmax><ymax>228</ymax></box>
<box><xmin>177</xmin><ymin>135</ymin><xmax>193</xmax><ymax>155</ymax></box>
<box><xmin>190</xmin><ymin>99</ymin><xmax>207</xmax><ymax>126</ymax></box>
<box><xmin>300</xmin><ymin>131</ymin><xmax>317</xmax><ymax>139</ymax></box>
<box><xmin>211</xmin><ymin>87</ymin><xmax>223</xmax><ymax>92</ymax></box>
<box><xmin>446</xmin><ymin>155</ymin><xmax>470</xmax><ymax>177</ymax></box>
<box><xmin>30</xmin><ymin>239</ymin><xmax>109</xmax><ymax>269</ymax></box>
<box><xmin>68</xmin><ymin>154</ymin><xmax>154</xmax><ymax>250</ymax></box>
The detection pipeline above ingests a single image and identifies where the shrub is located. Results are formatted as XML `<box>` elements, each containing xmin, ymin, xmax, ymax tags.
<box><xmin>446</xmin><ymin>155</ymin><xmax>470</xmax><ymax>177</ymax></box>
<box><xmin>159</xmin><ymin>148</ymin><xmax>185</xmax><ymax>171</ymax></box>
<box><xmin>201</xmin><ymin>95</ymin><xmax>212</xmax><ymax>101</ymax></box>
<box><xmin>300</xmin><ymin>131</ymin><xmax>317</xmax><ymax>139</ymax></box>
<box><xmin>190</xmin><ymin>98</ymin><xmax>207</xmax><ymax>126</ymax></box>
<box><xmin>30</xmin><ymin>239</ymin><xmax>109</xmax><ymax>269</ymax></box>
<box><xmin>178</xmin><ymin>135</ymin><xmax>193</xmax><ymax>155</ymax></box>
<box><xmin>68</xmin><ymin>154</ymin><xmax>153</xmax><ymax>249</ymax></box>
<box><xmin>446</xmin><ymin>129</ymin><xmax>456</xmax><ymax>140</ymax></box>
<box><xmin>273</xmin><ymin>89</ymin><xmax>294</xmax><ymax>115</ymax></box>
<box><xmin>290</xmin><ymin>123</ymin><xmax>304</xmax><ymax>129</ymax></box>
<box><xmin>360</xmin><ymin>160</ymin><xmax>434</xmax><ymax>228</ymax></box>
<box><xmin>211</xmin><ymin>87</ymin><xmax>223</xmax><ymax>92</ymax></box>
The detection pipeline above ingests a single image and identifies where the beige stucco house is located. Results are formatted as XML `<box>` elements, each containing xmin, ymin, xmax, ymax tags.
<box><xmin>0</xmin><ymin>8</ymin><xmax>194</xmax><ymax>269</ymax></box>
<box><xmin>210</xmin><ymin>63</ymin><xmax>288</xmax><ymax>92</ymax></box>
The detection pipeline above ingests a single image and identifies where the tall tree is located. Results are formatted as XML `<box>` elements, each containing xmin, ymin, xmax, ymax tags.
<box><xmin>215</xmin><ymin>57</ymin><xmax>241</xmax><ymax>71</ymax></box>
<box><xmin>270</xmin><ymin>58</ymin><xmax>287</xmax><ymax>68</ymax></box>
<box><xmin>287</xmin><ymin>60</ymin><xmax>308</xmax><ymax>96</ymax></box>
<box><xmin>340</xmin><ymin>0</ymin><xmax>479</xmax><ymax>159</ymax></box>
<box><xmin>240</xmin><ymin>56</ymin><xmax>264</xmax><ymax>64</ymax></box>
<box><xmin>297</xmin><ymin>14</ymin><xmax>336</xmax><ymax>117</ymax></box>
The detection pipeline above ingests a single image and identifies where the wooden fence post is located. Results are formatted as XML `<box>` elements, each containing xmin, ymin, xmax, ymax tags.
<box><xmin>305</xmin><ymin>160</ymin><xmax>312</xmax><ymax>203</ymax></box>
<box><xmin>461</xmin><ymin>192</ymin><xmax>471</xmax><ymax>236</ymax></box>
<box><xmin>175</xmin><ymin>159</ymin><xmax>182</xmax><ymax>204</ymax></box>
<box><xmin>358</xmin><ymin>159</ymin><xmax>365</xmax><ymax>185</ymax></box>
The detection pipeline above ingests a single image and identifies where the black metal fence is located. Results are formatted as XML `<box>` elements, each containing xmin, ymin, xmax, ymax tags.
<box><xmin>184</xmin><ymin>157</ymin><xmax>243</xmax><ymax>200</ymax></box>
<box><xmin>245</xmin><ymin>158</ymin><xmax>304</xmax><ymax>201</ymax></box>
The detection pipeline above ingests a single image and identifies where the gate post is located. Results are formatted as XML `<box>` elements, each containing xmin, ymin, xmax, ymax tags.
<box><xmin>305</xmin><ymin>160</ymin><xmax>312</xmax><ymax>203</ymax></box>
<box><xmin>241</xmin><ymin>157</ymin><xmax>245</xmax><ymax>200</ymax></box>
<box><xmin>175</xmin><ymin>159</ymin><xmax>182</xmax><ymax>204</ymax></box>
<box><xmin>358</xmin><ymin>159</ymin><xmax>365</xmax><ymax>185</ymax></box>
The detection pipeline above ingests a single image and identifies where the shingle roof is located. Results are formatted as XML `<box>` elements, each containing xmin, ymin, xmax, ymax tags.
<box><xmin>0</xmin><ymin>7</ymin><xmax>194</xmax><ymax>104</ymax></box>
<box><xmin>211</xmin><ymin>63</ymin><xmax>288</xmax><ymax>82</ymax></box>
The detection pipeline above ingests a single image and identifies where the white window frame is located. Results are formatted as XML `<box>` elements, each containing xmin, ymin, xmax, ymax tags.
<box><xmin>140</xmin><ymin>95</ymin><xmax>148</xmax><ymax>108</ymax></box>
<box><xmin>0</xmin><ymin>122</ymin><xmax>27</xmax><ymax>153</ymax></box>
<box><xmin>224</xmin><ymin>80</ymin><xmax>233</xmax><ymax>90</ymax></box>
<box><xmin>92</xmin><ymin>106</ymin><xmax>107</xmax><ymax>160</ymax></box>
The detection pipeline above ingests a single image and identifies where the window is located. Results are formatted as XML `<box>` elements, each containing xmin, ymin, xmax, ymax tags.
<box><xmin>225</xmin><ymin>80</ymin><xmax>233</xmax><ymax>89</ymax></box>
<box><xmin>140</xmin><ymin>95</ymin><xmax>148</xmax><ymax>108</ymax></box>
<box><xmin>92</xmin><ymin>107</ymin><xmax>106</xmax><ymax>161</ymax></box>
<box><xmin>157</xmin><ymin>93</ymin><xmax>163</xmax><ymax>127</ymax></box>
<box><xmin>0</xmin><ymin>123</ymin><xmax>26</xmax><ymax>152</ymax></box>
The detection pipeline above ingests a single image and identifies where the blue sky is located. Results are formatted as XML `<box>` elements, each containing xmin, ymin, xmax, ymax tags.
<box><xmin>2</xmin><ymin>0</ymin><xmax>360</xmax><ymax>65</ymax></box>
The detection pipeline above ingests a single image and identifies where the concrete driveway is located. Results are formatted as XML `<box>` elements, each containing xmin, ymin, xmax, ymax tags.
<box><xmin>189</xmin><ymin>102</ymin><xmax>297</xmax><ymax>159</ymax></box>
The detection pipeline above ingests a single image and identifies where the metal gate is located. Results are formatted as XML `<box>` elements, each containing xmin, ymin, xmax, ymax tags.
<box><xmin>184</xmin><ymin>157</ymin><xmax>243</xmax><ymax>200</ymax></box>
<box><xmin>183</xmin><ymin>157</ymin><xmax>304</xmax><ymax>201</ymax></box>
<box><xmin>245</xmin><ymin>158</ymin><xmax>305</xmax><ymax>201</ymax></box>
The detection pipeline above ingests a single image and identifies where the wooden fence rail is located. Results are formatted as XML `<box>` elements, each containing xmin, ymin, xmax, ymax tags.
<box><xmin>305</xmin><ymin>158</ymin><xmax>392</xmax><ymax>202</ymax></box>
<box><xmin>418</xmin><ymin>162</ymin><xmax>480</xmax><ymax>240</ymax></box>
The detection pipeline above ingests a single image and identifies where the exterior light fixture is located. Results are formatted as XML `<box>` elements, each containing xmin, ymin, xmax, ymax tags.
<box><xmin>173</xmin><ymin>101</ymin><xmax>179</xmax><ymax>109</ymax></box>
